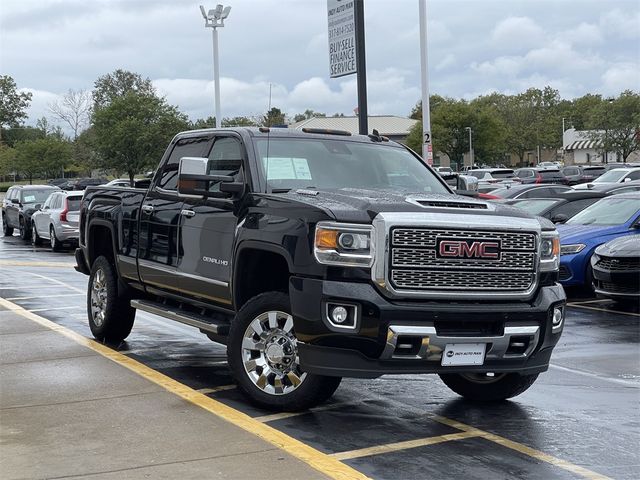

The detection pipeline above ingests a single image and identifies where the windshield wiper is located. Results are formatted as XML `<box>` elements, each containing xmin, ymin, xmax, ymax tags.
<box><xmin>270</xmin><ymin>188</ymin><xmax>291</xmax><ymax>193</ymax></box>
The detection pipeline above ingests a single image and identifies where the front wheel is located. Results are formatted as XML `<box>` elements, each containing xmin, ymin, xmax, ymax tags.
<box><xmin>32</xmin><ymin>222</ymin><xmax>43</xmax><ymax>246</ymax></box>
<box><xmin>2</xmin><ymin>214</ymin><xmax>13</xmax><ymax>236</ymax></box>
<box><xmin>50</xmin><ymin>226</ymin><xmax>62</xmax><ymax>252</ymax></box>
<box><xmin>227</xmin><ymin>292</ymin><xmax>341</xmax><ymax>411</ymax></box>
<box><xmin>439</xmin><ymin>372</ymin><xmax>539</xmax><ymax>402</ymax></box>
<box><xmin>87</xmin><ymin>255</ymin><xmax>135</xmax><ymax>343</ymax></box>
<box><xmin>19</xmin><ymin>217</ymin><xmax>31</xmax><ymax>241</ymax></box>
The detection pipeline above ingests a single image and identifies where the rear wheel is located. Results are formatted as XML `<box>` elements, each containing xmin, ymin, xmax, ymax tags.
<box><xmin>228</xmin><ymin>292</ymin><xmax>341</xmax><ymax>411</ymax></box>
<box><xmin>50</xmin><ymin>226</ymin><xmax>62</xmax><ymax>252</ymax></box>
<box><xmin>19</xmin><ymin>217</ymin><xmax>31</xmax><ymax>241</ymax></box>
<box><xmin>439</xmin><ymin>372</ymin><xmax>539</xmax><ymax>402</ymax></box>
<box><xmin>2</xmin><ymin>214</ymin><xmax>13</xmax><ymax>236</ymax></box>
<box><xmin>87</xmin><ymin>255</ymin><xmax>135</xmax><ymax>343</ymax></box>
<box><xmin>31</xmin><ymin>222</ymin><xmax>43</xmax><ymax>246</ymax></box>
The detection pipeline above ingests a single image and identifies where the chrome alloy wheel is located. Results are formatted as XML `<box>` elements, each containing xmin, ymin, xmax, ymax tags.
<box><xmin>461</xmin><ymin>372</ymin><xmax>507</xmax><ymax>384</ymax></box>
<box><xmin>90</xmin><ymin>268</ymin><xmax>108</xmax><ymax>327</ymax></box>
<box><xmin>241</xmin><ymin>310</ymin><xmax>307</xmax><ymax>395</ymax></box>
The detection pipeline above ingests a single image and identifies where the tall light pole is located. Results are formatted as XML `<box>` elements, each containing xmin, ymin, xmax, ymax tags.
<box><xmin>465</xmin><ymin>127</ymin><xmax>473</xmax><ymax>167</ymax></box>
<box><xmin>418</xmin><ymin>1</ymin><xmax>432</xmax><ymax>165</ymax></box>
<box><xmin>200</xmin><ymin>4</ymin><xmax>231</xmax><ymax>128</ymax></box>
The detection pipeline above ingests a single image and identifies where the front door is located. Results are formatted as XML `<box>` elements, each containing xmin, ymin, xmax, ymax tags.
<box><xmin>177</xmin><ymin>135</ymin><xmax>245</xmax><ymax>306</ymax></box>
<box><xmin>138</xmin><ymin>135</ymin><xmax>211</xmax><ymax>293</ymax></box>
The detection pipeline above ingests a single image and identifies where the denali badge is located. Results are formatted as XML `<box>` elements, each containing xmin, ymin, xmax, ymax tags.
<box><xmin>436</xmin><ymin>238</ymin><xmax>501</xmax><ymax>260</ymax></box>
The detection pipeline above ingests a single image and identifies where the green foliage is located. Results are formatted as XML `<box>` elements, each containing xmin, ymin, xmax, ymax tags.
<box><xmin>13</xmin><ymin>136</ymin><xmax>72</xmax><ymax>182</ymax></box>
<box><xmin>93</xmin><ymin>69</ymin><xmax>155</xmax><ymax>110</ymax></box>
<box><xmin>262</xmin><ymin>107</ymin><xmax>285</xmax><ymax>127</ymax></box>
<box><xmin>0</xmin><ymin>144</ymin><xmax>17</xmax><ymax>177</ymax></box>
<box><xmin>92</xmin><ymin>92</ymin><xmax>189</xmax><ymax>182</ymax></box>
<box><xmin>293</xmin><ymin>109</ymin><xmax>327</xmax><ymax>122</ymax></box>
<box><xmin>0</xmin><ymin>75</ymin><xmax>33</xmax><ymax>129</ymax></box>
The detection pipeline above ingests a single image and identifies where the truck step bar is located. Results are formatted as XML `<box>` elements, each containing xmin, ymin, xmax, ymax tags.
<box><xmin>131</xmin><ymin>299</ymin><xmax>230</xmax><ymax>336</ymax></box>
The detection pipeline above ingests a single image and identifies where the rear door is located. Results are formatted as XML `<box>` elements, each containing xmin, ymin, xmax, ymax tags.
<box><xmin>176</xmin><ymin>134</ymin><xmax>245</xmax><ymax>306</ymax></box>
<box><xmin>138</xmin><ymin>135</ymin><xmax>212</xmax><ymax>293</ymax></box>
<box><xmin>5</xmin><ymin>188</ymin><xmax>19</xmax><ymax>227</ymax></box>
<box><xmin>35</xmin><ymin>193</ymin><xmax>55</xmax><ymax>237</ymax></box>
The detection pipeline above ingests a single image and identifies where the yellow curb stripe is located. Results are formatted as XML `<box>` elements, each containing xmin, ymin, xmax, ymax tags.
<box><xmin>254</xmin><ymin>401</ymin><xmax>362</xmax><ymax>423</ymax></box>
<box><xmin>0</xmin><ymin>297</ymin><xmax>369</xmax><ymax>480</ymax></box>
<box><xmin>430</xmin><ymin>416</ymin><xmax>612</xmax><ymax>480</ymax></box>
<box><xmin>331</xmin><ymin>431</ymin><xmax>482</xmax><ymax>460</ymax></box>
<box><xmin>197</xmin><ymin>385</ymin><xmax>237</xmax><ymax>394</ymax></box>
<box><xmin>0</xmin><ymin>260</ymin><xmax>75</xmax><ymax>268</ymax></box>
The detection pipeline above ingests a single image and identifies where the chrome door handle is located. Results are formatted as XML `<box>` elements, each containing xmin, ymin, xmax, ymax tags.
<box><xmin>180</xmin><ymin>209</ymin><xmax>196</xmax><ymax>218</ymax></box>
<box><xmin>141</xmin><ymin>205</ymin><xmax>154</xmax><ymax>213</ymax></box>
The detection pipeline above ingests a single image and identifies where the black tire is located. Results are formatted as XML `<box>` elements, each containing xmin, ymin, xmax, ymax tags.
<box><xmin>2</xmin><ymin>213</ymin><xmax>13</xmax><ymax>236</ymax></box>
<box><xmin>19</xmin><ymin>217</ymin><xmax>31</xmax><ymax>241</ymax></box>
<box><xmin>50</xmin><ymin>226</ymin><xmax>62</xmax><ymax>252</ymax></box>
<box><xmin>32</xmin><ymin>222</ymin><xmax>43</xmax><ymax>246</ymax></box>
<box><xmin>584</xmin><ymin>260</ymin><xmax>595</xmax><ymax>296</ymax></box>
<box><xmin>87</xmin><ymin>255</ymin><xmax>136</xmax><ymax>343</ymax></box>
<box><xmin>439</xmin><ymin>372</ymin><xmax>539</xmax><ymax>402</ymax></box>
<box><xmin>227</xmin><ymin>291</ymin><xmax>341</xmax><ymax>411</ymax></box>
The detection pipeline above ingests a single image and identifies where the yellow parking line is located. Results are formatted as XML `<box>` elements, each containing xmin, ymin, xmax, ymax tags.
<box><xmin>567</xmin><ymin>299</ymin><xmax>613</xmax><ymax>305</ymax></box>
<box><xmin>0</xmin><ymin>297</ymin><xmax>369</xmax><ymax>480</ymax></box>
<box><xmin>197</xmin><ymin>385</ymin><xmax>237</xmax><ymax>394</ymax></box>
<box><xmin>0</xmin><ymin>260</ymin><xmax>75</xmax><ymax>268</ymax></box>
<box><xmin>254</xmin><ymin>401</ymin><xmax>361</xmax><ymax>423</ymax></box>
<box><xmin>6</xmin><ymin>293</ymin><xmax>84</xmax><ymax>301</ymax></box>
<box><xmin>331</xmin><ymin>431</ymin><xmax>482</xmax><ymax>460</ymax></box>
<box><xmin>430</xmin><ymin>415</ymin><xmax>612</xmax><ymax>480</ymax></box>
<box><xmin>567</xmin><ymin>303</ymin><xmax>639</xmax><ymax>317</ymax></box>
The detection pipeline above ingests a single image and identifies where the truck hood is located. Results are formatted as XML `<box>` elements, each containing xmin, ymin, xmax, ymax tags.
<box><xmin>276</xmin><ymin>187</ymin><xmax>541</xmax><ymax>224</ymax></box>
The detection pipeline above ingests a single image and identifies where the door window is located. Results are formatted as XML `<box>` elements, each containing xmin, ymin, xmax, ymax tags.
<box><xmin>157</xmin><ymin>137</ymin><xmax>211</xmax><ymax>191</ymax></box>
<box><xmin>551</xmin><ymin>199</ymin><xmax>598</xmax><ymax>219</ymax></box>
<box><xmin>206</xmin><ymin>137</ymin><xmax>243</xmax><ymax>192</ymax></box>
<box><xmin>43</xmin><ymin>195</ymin><xmax>54</xmax><ymax>210</ymax></box>
<box><xmin>627</xmin><ymin>171</ymin><xmax>640</xmax><ymax>180</ymax></box>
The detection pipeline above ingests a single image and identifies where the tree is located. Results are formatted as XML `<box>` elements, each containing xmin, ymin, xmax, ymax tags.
<box><xmin>587</xmin><ymin>91</ymin><xmax>640</xmax><ymax>162</ymax></box>
<box><xmin>14</xmin><ymin>136</ymin><xmax>72</xmax><ymax>183</ymax></box>
<box><xmin>0</xmin><ymin>75</ymin><xmax>32</xmax><ymax>129</ymax></box>
<box><xmin>293</xmin><ymin>109</ymin><xmax>326</xmax><ymax>122</ymax></box>
<box><xmin>92</xmin><ymin>69</ymin><xmax>155</xmax><ymax>110</ymax></box>
<box><xmin>92</xmin><ymin>92</ymin><xmax>189</xmax><ymax>183</ymax></box>
<box><xmin>0</xmin><ymin>144</ymin><xmax>17</xmax><ymax>179</ymax></box>
<box><xmin>49</xmin><ymin>89</ymin><xmax>92</xmax><ymax>140</ymax></box>
<box><xmin>262</xmin><ymin>107</ymin><xmax>285</xmax><ymax>127</ymax></box>
<box><xmin>223</xmin><ymin>116</ymin><xmax>257</xmax><ymax>127</ymax></box>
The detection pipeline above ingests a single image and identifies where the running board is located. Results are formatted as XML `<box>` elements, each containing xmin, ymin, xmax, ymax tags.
<box><xmin>131</xmin><ymin>299</ymin><xmax>230</xmax><ymax>336</ymax></box>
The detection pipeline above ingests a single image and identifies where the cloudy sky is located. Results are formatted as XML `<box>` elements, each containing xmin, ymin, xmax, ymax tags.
<box><xmin>1</xmin><ymin>0</ymin><xmax>639</xmax><ymax>131</ymax></box>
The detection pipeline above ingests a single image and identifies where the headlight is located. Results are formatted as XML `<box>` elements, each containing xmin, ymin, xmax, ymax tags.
<box><xmin>314</xmin><ymin>222</ymin><xmax>374</xmax><ymax>267</ymax></box>
<box><xmin>560</xmin><ymin>243</ymin><xmax>586</xmax><ymax>255</ymax></box>
<box><xmin>540</xmin><ymin>232</ymin><xmax>560</xmax><ymax>272</ymax></box>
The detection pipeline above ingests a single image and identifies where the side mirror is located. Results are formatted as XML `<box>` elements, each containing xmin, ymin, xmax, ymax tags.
<box><xmin>457</xmin><ymin>175</ymin><xmax>478</xmax><ymax>191</ymax></box>
<box><xmin>34</xmin><ymin>204</ymin><xmax>42</xmax><ymax>210</ymax></box>
<box><xmin>551</xmin><ymin>213</ymin><xmax>569</xmax><ymax>224</ymax></box>
<box><xmin>177</xmin><ymin>157</ymin><xmax>244</xmax><ymax>199</ymax></box>
<box><xmin>624</xmin><ymin>177</ymin><xmax>631</xmax><ymax>183</ymax></box>
<box><xmin>11</xmin><ymin>198</ymin><xmax>19</xmax><ymax>204</ymax></box>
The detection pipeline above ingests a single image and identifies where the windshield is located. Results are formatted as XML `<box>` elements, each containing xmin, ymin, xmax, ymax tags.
<box><xmin>511</xmin><ymin>199</ymin><xmax>561</xmax><ymax>215</ymax></box>
<box><xmin>252</xmin><ymin>138</ymin><xmax>449</xmax><ymax>194</ymax></box>
<box><xmin>567</xmin><ymin>197</ymin><xmax>640</xmax><ymax>226</ymax></box>
<box><xmin>20</xmin><ymin>189</ymin><xmax>56</xmax><ymax>204</ymax></box>
<box><xmin>539</xmin><ymin>170</ymin><xmax>562</xmax><ymax>178</ymax></box>
<box><xmin>594</xmin><ymin>170</ymin><xmax>627</xmax><ymax>183</ymax></box>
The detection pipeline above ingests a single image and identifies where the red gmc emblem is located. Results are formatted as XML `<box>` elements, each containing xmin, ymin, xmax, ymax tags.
<box><xmin>437</xmin><ymin>238</ymin><xmax>501</xmax><ymax>259</ymax></box>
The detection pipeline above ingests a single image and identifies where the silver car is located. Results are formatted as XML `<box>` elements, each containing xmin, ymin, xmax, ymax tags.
<box><xmin>31</xmin><ymin>191</ymin><xmax>82</xmax><ymax>251</ymax></box>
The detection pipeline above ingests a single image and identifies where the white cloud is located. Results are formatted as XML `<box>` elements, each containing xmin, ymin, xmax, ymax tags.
<box><xmin>600</xmin><ymin>8</ymin><xmax>640</xmax><ymax>39</ymax></box>
<box><xmin>601</xmin><ymin>63</ymin><xmax>640</xmax><ymax>94</ymax></box>
<box><xmin>436</xmin><ymin>53</ymin><xmax>456</xmax><ymax>71</ymax></box>
<box><xmin>491</xmin><ymin>16</ymin><xmax>545</xmax><ymax>51</ymax></box>
<box><xmin>561</xmin><ymin>22</ymin><xmax>603</xmax><ymax>46</ymax></box>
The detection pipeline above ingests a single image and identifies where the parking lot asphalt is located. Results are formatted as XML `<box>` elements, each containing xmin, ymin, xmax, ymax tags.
<box><xmin>1</xmin><ymin>231</ymin><xmax>638</xmax><ymax>480</ymax></box>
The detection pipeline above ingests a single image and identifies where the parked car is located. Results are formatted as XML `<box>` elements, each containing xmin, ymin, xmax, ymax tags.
<box><xmin>538</xmin><ymin>161</ymin><xmax>561</xmax><ymax>169</ymax></box>
<box><xmin>504</xmin><ymin>191</ymin><xmax>608</xmax><ymax>223</ymax></box>
<box><xmin>435</xmin><ymin>166</ymin><xmax>453</xmax><ymax>174</ymax></box>
<box><xmin>73</xmin><ymin>178</ymin><xmax>108</xmax><ymax>190</ymax></box>
<box><xmin>561</xmin><ymin>165</ymin><xmax>606</xmax><ymax>185</ymax></box>
<box><xmin>47</xmin><ymin>178</ymin><xmax>69</xmax><ymax>187</ymax></box>
<box><xmin>104</xmin><ymin>178</ymin><xmax>152</xmax><ymax>188</ymax></box>
<box><xmin>489</xmin><ymin>184</ymin><xmax>573</xmax><ymax>200</ymax></box>
<box><xmin>514</xmin><ymin>168</ymin><xmax>568</xmax><ymax>184</ymax></box>
<box><xmin>556</xmin><ymin>193</ymin><xmax>640</xmax><ymax>289</ymax></box>
<box><xmin>467</xmin><ymin>168</ymin><xmax>519</xmax><ymax>184</ymax></box>
<box><xmin>591</xmin><ymin>236</ymin><xmax>640</xmax><ymax>303</ymax></box>
<box><xmin>604</xmin><ymin>162</ymin><xmax>640</xmax><ymax>171</ymax></box>
<box><xmin>573</xmin><ymin>167</ymin><xmax>640</xmax><ymax>190</ymax></box>
<box><xmin>31</xmin><ymin>190</ymin><xmax>83</xmax><ymax>251</ymax></box>
<box><xmin>2</xmin><ymin>185</ymin><xmax>60</xmax><ymax>240</ymax></box>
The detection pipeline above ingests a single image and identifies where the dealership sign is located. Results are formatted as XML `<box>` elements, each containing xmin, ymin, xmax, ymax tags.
<box><xmin>327</xmin><ymin>0</ymin><xmax>356</xmax><ymax>78</ymax></box>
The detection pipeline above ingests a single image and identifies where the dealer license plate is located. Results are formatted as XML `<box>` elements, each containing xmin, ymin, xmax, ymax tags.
<box><xmin>441</xmin><ymin>343</ymin><xmax>486</xmax><ymax>366</ymax></box>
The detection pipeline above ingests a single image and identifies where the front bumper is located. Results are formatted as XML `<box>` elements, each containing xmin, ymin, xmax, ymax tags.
<box><xmin>290</xmin><ymin>277</ymin><xmax>566</xmax><ymax>378</ymax></box>
<box><xmin>592</xmin><ymin>264</ymin><xmax>640</xmax><ymax>298</ymax></box>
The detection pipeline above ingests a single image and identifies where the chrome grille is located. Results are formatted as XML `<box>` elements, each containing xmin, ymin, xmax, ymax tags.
<box><xmin>392</xmin><ymin>248</ymin><xmax>534</xmax><ymax>270</ymax></box>
<box><xmin>391</xmin><ymin>270</ymin><xmax>535</xmax><ymax>291</ymax></box>
<box><xmin>389</xmin><ymin>227</ymin><xmax>538</xmax><ymax>293</ymax></box>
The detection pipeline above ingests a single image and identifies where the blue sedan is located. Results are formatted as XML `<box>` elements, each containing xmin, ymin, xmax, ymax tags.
<box><xmin>557</xmin><ymin>193</ymin><xmax>640</xmax><ymax>288</ymax></box>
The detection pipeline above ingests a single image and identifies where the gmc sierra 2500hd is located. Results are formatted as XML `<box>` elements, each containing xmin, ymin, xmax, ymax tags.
<box><xmin>76</xmin><ymin>127</ymin><xmax>566</xmax><ymax>411</ymax></box>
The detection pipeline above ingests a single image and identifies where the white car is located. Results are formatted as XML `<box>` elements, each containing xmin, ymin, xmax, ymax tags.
<box><xmin>31</xmin><ymin>191</ymin><xmax>83</xmax><ymax>251</ymax></box>
<box><xmin>573</xmin><ymin>167</ymin><xmax>640</xmax><ymax>190</ymax></box>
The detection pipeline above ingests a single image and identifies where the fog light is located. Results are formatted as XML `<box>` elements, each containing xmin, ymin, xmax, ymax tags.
<box><xmin>552</xmin><ymin>306</ymin><xmax>564</xmax><ymax>330</ymax></box>
<box><xmin>331</xmin><ymin>306</ymin><xmax>349</xmax><ymax>324</ymax></box>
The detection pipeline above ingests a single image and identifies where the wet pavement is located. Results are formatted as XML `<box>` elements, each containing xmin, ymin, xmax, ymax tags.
<box><xmin>1</xmin><ymin>230</ymin><xmax>638</xmax><ymax>480</ymax></box>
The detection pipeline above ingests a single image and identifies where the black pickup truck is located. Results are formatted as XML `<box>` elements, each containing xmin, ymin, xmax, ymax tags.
<box><xmin>76</xmin><ymin>127</ymin><xmax>566</xmax><ymax>411</ymax></box>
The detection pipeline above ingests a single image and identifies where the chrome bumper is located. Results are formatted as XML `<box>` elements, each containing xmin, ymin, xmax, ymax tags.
<box><xmin>381</xmin><ymin>324</ymin><xmax>540</xmax><ymax>361</ymax></box>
